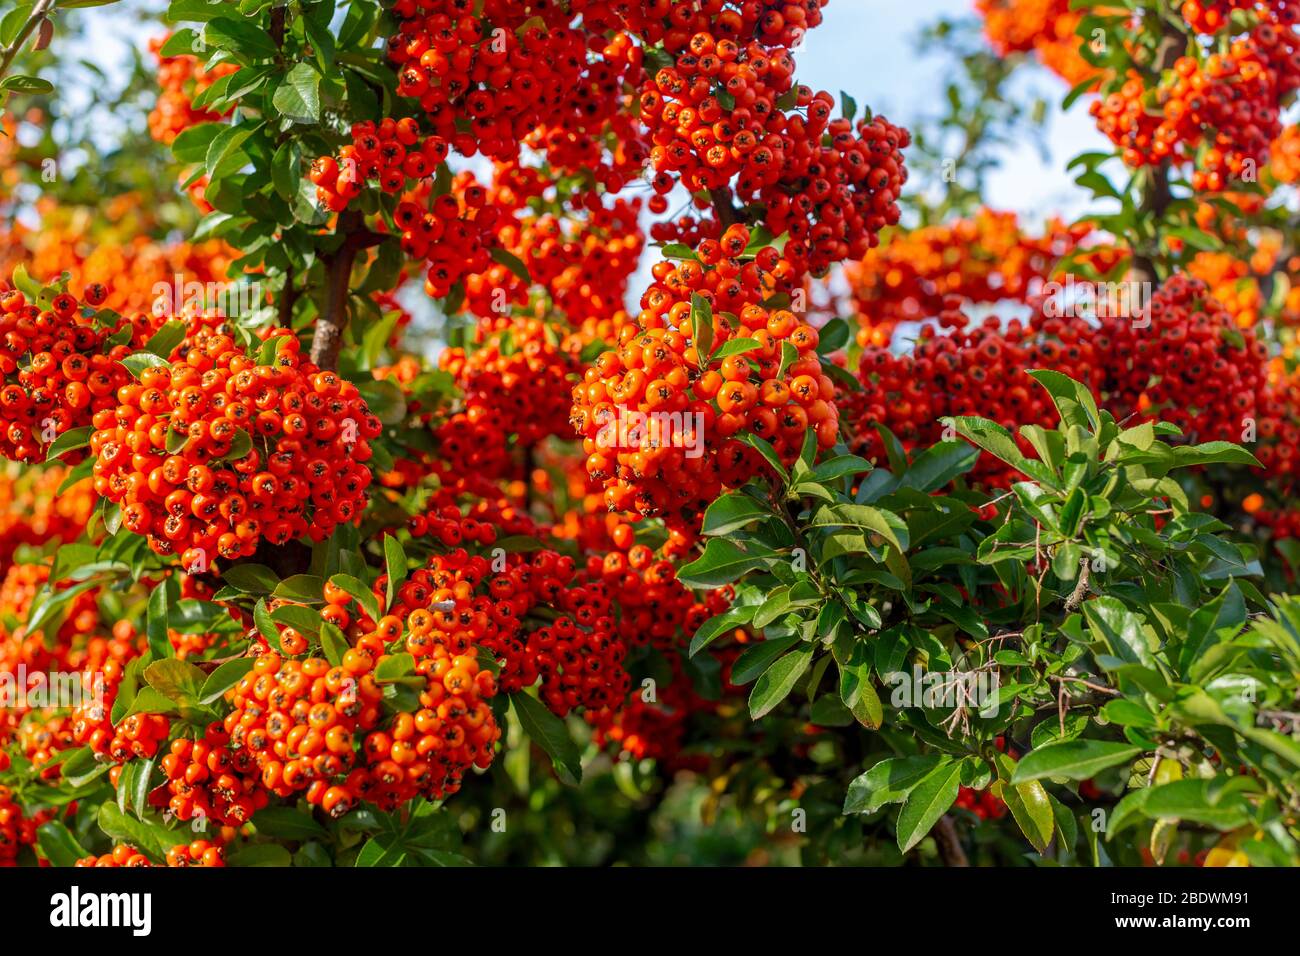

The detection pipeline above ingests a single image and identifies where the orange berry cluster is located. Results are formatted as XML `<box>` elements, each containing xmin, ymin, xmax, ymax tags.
<box><xmin>571</xmin><ymin>227</ymin><xmax>838</xmax><ymax>533</ymax></box>
<box><xmin>850</xmin><ymin>274</ymin><xmax>1271</xmax><ymax>487</ymax></box>
<box><xmin>73</xmin><ymin>841</ymin><xmax>225</xmax><ymax>867</ymax></box>
<box><xmin>436</xmin><ymin>317</ymin><xmax>580</xmax><ymax>480</ymax></box>
<box><xmin>639</xmin><ymin>32</ymin><xmax>908</xmax><ymax>275</ymax></box>
<box><xmin>89</xmin><ymin>330</ymin><xmax>381</xmax><ymax>560</ymax></box>
<box><xmin>225</xmin><ymin>645</ymin><xmax>499</xmax><ymax>816</ymax></box>
<box><xmin>977</xmin><ymin>0</ymin><xmax>1094</xmax><ymax>87</ymax></box>
<box><xmin>465</xmin><ymin>165</ymin><xmax>646</xmax><ymax>323</ymax></box>
<box><xmin>0</xmin><ymin>463</ymin><xmax>96</xmax><ymax>565</ymax></box>
<box><xmin>391</xmin><ymin>545</ymin><xmax>629</xmax><ymax>718</ymax></box>
<box><xmin>1091</xmin><ymin>14</ymin><xmax>1300</xmax><ymax>190</ymax></box>
<box><xmin>311</xmin><ymin>118</ymin><xmax>450</xmax><ymax>211</ymax></box>
<box><xmin>0</xmin><ymin>284</ymin><xmax>132</xmax><ymax>463</ymax></box>
<box><xmin>385</xmin><ymin>1</ymin><xmax>634</xmax><ymax>163</ymax></box>
<box><xmin>843</xmin><ymin>210</ymin><xmax>1123</xmax><ymax>348</ymax></box>
<box><xmin>0</xmin><ymin>788</ymin><xmax>51</xmax><ymax>867</ymax></box>
<box><xmin>146</xmin><ymin>34</ymin><xmax>238</xmax><ymax>146</ymax></box>
<box><xmin>159</xmin><ymin>726</ymin><xmax>265</xmax><ymax>827</ymax></box>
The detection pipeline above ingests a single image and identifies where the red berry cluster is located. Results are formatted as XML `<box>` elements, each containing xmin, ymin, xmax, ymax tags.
<box><xmin>157</xmin><ymin>726</ymin><xmax>265</xmax><ymax>827</ymax></box>
<box><xmin>571</xmin><ymin>228</ymin><xmax>837</xmax><ymax>533</ymax></box>
<box><xmin>435</xmin><ymin>317</ymin><xmax>581</xmax><ymax>481</ymax></box>
<box><xmin>89</xmin><ymin>330</ymin><xmax>381</xmax><ymax>560</ymax></box>
<box><xmin>0</xmin><ymin>284</ymin><xmax>131</xmax><ymax>463</ymax></box>
<box><xmin>225</xmin><ymin>645</ymin><xmax>499</xmax><ymax>815</ymax></box>
<box><xmin>1091</xmin><ymin>8</ymin><xmax>1300</xmax><ymax>190</ymax></box>
<box><xmin>850</xmin><ymin>274</ymin><xmax>1268</xmax><ymax>487</ymax></box>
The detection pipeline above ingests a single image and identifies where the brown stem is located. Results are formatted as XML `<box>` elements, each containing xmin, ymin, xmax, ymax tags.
<box><xmin>309</xmin><ymin>210</ymin><xmax>384</xmax><ymax>370</ymax></box>
<box><xmin>933</xmin><ymin>816</ymin><xmax>970</xmax><ymax>867</ymax></box>
<box><xmin>0</xmin><ymin>0</ymin><xmax>57</xmax><ymax>82</ymax></box>
<box><xmin>710</xmin><ymin>187</ymin><xmax>741</xmax><ymax>229</ymax></box>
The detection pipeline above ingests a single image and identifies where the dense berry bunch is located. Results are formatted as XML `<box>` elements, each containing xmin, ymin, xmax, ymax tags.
<box><xmin>225</xmin><ymin>645</ymin><xmax>499</xmax><ymax>814</ymax></box>
<box><xmin>146</xmin><ymin>34</ymin><xmax>238</xmax><ymax>146</ymax></box>
<box><xmin>391</xmin><ymin>545</ymin><xmax>630</xmax><ymax>718</ymax></box>
<box><xmin>1091</xmin><ymin>23</ymin><xmax>1299</xmax><ymax>190</ymax></box>
<box><xmin>0</xmin><ymin>284</ymin><xmax>132</xmax><ymax>462</ymax></box>
<box><xmin>639</xmin><ymin>32</ymin><xmax>909</xmax><ymax>274</ymax></box>
<box><xmin>385</xmin><ymin>2</ymin><xmax>603</xmax><ymax>162</ymax></box>
<box><xmin>312</xmin><ymin>118</ymin><xmax>451</xmax><ymax>211</ymax></box>
<box><xmin>89</xmin><ymin>330</ymin><xmax>381</xmax><ymax>560</ymax></box>
<box><xmin>978</xmin><ymin>0</ymin><xmax>1094</xmax><ymax>85</ymax></box>
<box><xmin>843</xmin><ymin>210</ymin><xmax>1122</xmax><ymax>347</ymax></box>
<box><xmin>436</xmin><ymin>317</ymin><xmax>580</xmax><ymax>480</ymax></box>
<box><xmin>572</xmin><ymin>228</ymin><xmax>838</xmax><ymax>532</ymax></box>
<box><xmin>0</xmin><ymin>463</ymin><xmax>95</xmax><ymax>567</ymax></box>
<box><xmin>850</xmin><ymin>274</ymin><xmax>1269</xmax><ymax>486</ymax></box>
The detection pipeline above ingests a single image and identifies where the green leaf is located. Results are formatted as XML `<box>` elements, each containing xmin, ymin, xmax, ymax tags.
<box><xmin>731</xmin><ymin>633</ymin><xmax>802</xmax><ymax>685</ymax></box>
<box><xmin>737</xmin><ymin>432</ymin><xmax>789</xmax><ymax>483</ymax></box>
<box><xmin>676</xmin><ymin>538</ymin><xmax>774</xmax><ymax>588</ymax></box>
<box><xmin>273</xmin><ymin>574</ymin><xmax>324</xmax><ymax>604</ymax></box>
<box><xmin>1011</xmin><ymin>739</ymin><xmax>1142</xmax><ymax>783</ymax></box>
<box><xmin>227</xmin><ymin>844</ymin><xmax>293</xmax><ymax>867</ymax></box>
<box><xmin>146</xmin><ymin>582</ymin><xmax>172</xmax><ymax>659</ymax></box>
<box><xmin>144</xmin><ymin>320</ymin><xmax>187</xmax><ymax>358</ymax></box>
<box><xmin>44</xmin><ymin>425</ymin><xmax>93</xmax><ymax>462</ymax></box>
<box><xmin>489</xmin><ymin>247</ymin><xmax>531</xmax><ymax>284</ymax></box>
<box><xmin>895</xmin><ymin>760</ymin><xmax>963</xmax><ymax>853</ymax></box>
<box><xmin>383</xmin><ymin>535</ymin><xmax>407</xmax><ymax>611</ymax></box>
<box><xmin>198</xmin><ymin>658</ymin><xmax>255</xmax><ymax>705</ymax></box>
<box><xmin>748</xmin><ymin>645</ymin><xmax>814</xmax><ymax>718</ymax></box>
<box><xmin>272</xmin><ymin>62</ymin><xmax>322</xmax><ymax>122</ymax></box>
<box><xmin>994</xmin><ymin>754</ymin><xmax>1054</xmax><ymax>853</ymax></box>
<box><xmin>810</xmin><ymin>503</ymin><xmax>909</xmax><ymax>552</ymax></box>
<box><xmin>320</xmin><ymin>622</ymin><xmax>349</xmax><ymax>668</ymax></box>
<box><xmin>97</xmin><ymin>803</ymin><xmax>186</xmax><ymax>863</ymax></box>
<box><xmin>901</xmin><ymin>442</ymin><xmax>979</xmax><ymax>493</ymax></box>
<box><xmin>1026</xmin><ymin>368</ymin><xmax>1100</xmax><ymax>433</ymax></box>
<box><xmin>711</xmin><ymin>337</ymin><xmax>761</xmax><ymax>360</ymax></box>
<box><xmin>203</xmin><ymin>15</ymin><xmax>278</xmax><ymax>62</ymax></box>
<box><xmin>844</xmin><ymin>755</ymin><xmax>944</xmax><ymax>814</ymax></box>
<box><xmin>143</xmin><ymin>659</ymin><xmax>206</xmax><ymax>702</ymax></box>
<box><xmin>700</xmin><ymin>491</ymin><xmax>771</xmax><ymax>536</ymax></box>
<box><xmin>271</xmin><ymin>139</ymin><xmax>301</xmax><ymax>201</ymax></box>
<box><xmin>37</xmin><ymin>821</ymin><xmax>88</xmax><ymax>867</ymax></box>
<box><xmin>690</xmin><ymin>293</ymin><xmax>714</xmax><ymax>364</ymax></box>
<box><xmin>251</xmin><ymin>806</ymin><xmax>329</xmax><ymax>841</ymax></box>
<box><xmin>688</xmin><ymin>604</ymin><xmax>754</xmax><ymax>657</ymax></box>
<box><xmin>511</xmin><ymin>692</ymin><xmax>582</xmax><ymax>785</ymax></box>
<box><xmin>121</xmin><ymin>352</ymin><xmax>170</xmax><ymax>378</ymax></box>
<box><xmin>329</xmin><ymin>573</ymin><xmax>380</xmax><ymax>623</ymax></box>
<box><xmin>223</xmin><ymin>563</ymin><xmax>279</xmax><ymax>594</ymax></box>
<box><xmin>1083</xmin><ymin>597</ymin><xmax>1153</xmax><ymax>666</ymax></box>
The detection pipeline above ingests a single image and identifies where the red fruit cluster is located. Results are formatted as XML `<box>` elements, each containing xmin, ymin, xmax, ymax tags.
<box><xmin>0</xmin><ymin>284</ymin><xmax>132</xmax><ymax>462</ymax></box>
<box><xmin>639</xmin><ymin>32</ymin><xmax>909</xmax><ymax>275</ymax></box>
<box><xmin>850</xmin><ymin>274</ymin><xmax>1268</xmax><ymax>487</ymax></box>
<box><xmin>146</xmin><ymin>34</ymin><xmax>238</xmax><ymax>146</ymax></box>
<box><xmin>158</xmin><ymin>726</ymin><xmax>266</xmax><ymax>827</ymax></box>
<box><xmin>312</xmin><ymin>118</ymin><xmax>451</xmax><ymax>211</ymax></box>
<box><xmin>393</xmin><ymin>546</ymin><xmax>630</xmax><ymax>719</ymax></box>
<box><xmin>1091</xmin><ymin>12</ymin><xmax>1300</xmax><ymax>190</ymax></box>
<box><xmin>843</xmin><ymin>210</ymin><xmax>1124</xmax><ymax>348</ymax></box>
<box><xmin>435</xmin><ymin>317</ymin><xmax>580</xmax><ymax>480</ymax></box>
<box><xmin>89</xmin><ymin>330</ymin><xmax>381</xmax><ymax>560</ymax></box>
<box><xmin>956</xmin><ymin>786</ymin><xmax>1008</xmax><ymax>821</ymax></box>
<box><xmin>0</xmin><ymin>790</ymin><xmax>53</xmax><ymax>866</ymax></box>
<box><xmin>571</xmin><ymin>228</ymin><xmax>837</xmax><ymax>532</ymax></box>
<box><xmin>225</xmin><ymin>645</ymin><xmax>498</xmax><ymax>815</ymax></box>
